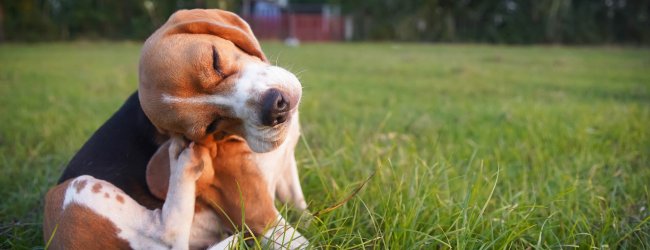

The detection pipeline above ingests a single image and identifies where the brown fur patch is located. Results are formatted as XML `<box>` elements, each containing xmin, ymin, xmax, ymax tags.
<box><xmin>104</xmin><ymin>193</ymin><xmax>110</xmax><ymax>198</ymax></box>
<box><xmin>92</xmin><ymin>183</ymin><xmax>102</xmax><ymax>193</ymax></box>
<box><xmin>44</xmin><ymin>180</ymin><xmax>72</xmax><ymax>244</ymax></box>
<box><xmin>49</xmin><ymin>204</ymin><xmax>131</xmax><ymax>249</ymax></box>
<box><xmin>43</xmin><ymin>180</ymin><xmax>131</xmax><ymax>249</ymax></box>
<box><xmin>74</xmin><ymin>180</ymin><xmax>87</xmax><ymax>193</ymax></box>
<box><xmin>194</xmin><ymin>200</ymin><xmax>206</xmax><ymax>213</ymax></box>
<box><xmin>116</xmin><ymin>194</ymin><xmax>125</xmax><ymax>204</ymax></box>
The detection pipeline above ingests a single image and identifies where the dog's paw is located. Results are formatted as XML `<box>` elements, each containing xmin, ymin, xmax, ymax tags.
<box><xmin>169</xmin><ymin>139</ymin><xmax>208</xmax><ymax>181</ymax></box>
<box><xmin>180</xmin><ymin>143</ymin><xmax>209</xmax><ymax>180</ymax></box>
<box><xmin>168</xmin><ymin>136</ymin><xmax>188</xmax><ymax>163</ymax></box>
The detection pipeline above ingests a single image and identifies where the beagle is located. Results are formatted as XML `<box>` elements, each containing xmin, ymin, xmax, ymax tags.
<box><xmin>44</xmin><ymin>9</ymin><xmax>308</xmax><ymax>249</ymax></box>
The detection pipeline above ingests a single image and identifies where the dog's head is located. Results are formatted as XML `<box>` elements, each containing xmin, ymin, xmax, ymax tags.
<box><xmin>138</xmin><ymin>9</ymin><xmax>301</xmax><ymax>153</ymax></box>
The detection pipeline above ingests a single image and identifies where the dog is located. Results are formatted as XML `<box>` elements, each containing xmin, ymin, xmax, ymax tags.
<box><xmin>44</xmin><ymin>9</ymin><xmax>308</xmax><ymax>249</ymax></box>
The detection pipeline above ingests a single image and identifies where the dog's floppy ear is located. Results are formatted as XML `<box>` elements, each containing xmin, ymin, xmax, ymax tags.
<box><xmin>163</xmin><ymin>9</ymin><xmax>267</xmax><ymax>62</ymax></box>
<box><xmin>146</xmin><ymin>140</ymin><xmax>171</xmax><ymax>200</ymax></box>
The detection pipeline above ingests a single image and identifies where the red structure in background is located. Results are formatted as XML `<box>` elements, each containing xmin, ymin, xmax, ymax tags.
<box><xmin>242</xmin><ymin>2</ymin><xmax>344</xmax><ymax>41</ymax></box>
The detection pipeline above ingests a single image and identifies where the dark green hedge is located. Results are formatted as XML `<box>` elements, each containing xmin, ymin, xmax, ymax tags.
<box><xmin>2</xmin><ymin>0</ymin><xmax>649</xmax><ymax>44</ymax></box>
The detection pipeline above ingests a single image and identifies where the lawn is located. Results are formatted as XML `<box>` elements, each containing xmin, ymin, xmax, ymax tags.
<box><xmin>0</xmin><ymin>42</ymin><xmax>648</xmax><ymax>249</ymax></box>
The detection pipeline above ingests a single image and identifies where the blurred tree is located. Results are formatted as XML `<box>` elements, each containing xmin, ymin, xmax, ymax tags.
<box><xmin>334</xmin><ymin>0</ymin><xmax>649</xmax><ymax>44</ymax></box>
<box><xmin>0</xmin><ymin>1</ymin><xmax>5</xmax><ymax>41</ymax></box>
<box><xmin>1</xmin><ymin>0</ymin><xmax>648</xmax><ymax>44</ymax></box>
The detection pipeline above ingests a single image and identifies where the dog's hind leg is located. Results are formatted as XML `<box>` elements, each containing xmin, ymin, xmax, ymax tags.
<box><xmin>43</xmin><ymin>137</ymin><xmax>208</xmax><ymax>249</ymax></box>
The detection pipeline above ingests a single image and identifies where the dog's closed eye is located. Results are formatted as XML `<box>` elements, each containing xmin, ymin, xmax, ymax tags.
<box><xmin>212</xmin><ymin>46</ymin><xmax>225</xmax><ymax>78</ymax></box>
<box><xmin>205</xmin><ymin>118</ymin><xmax>221</xmax><ymax>134</ymax></box>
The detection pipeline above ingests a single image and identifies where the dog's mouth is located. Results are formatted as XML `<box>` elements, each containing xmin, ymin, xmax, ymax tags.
<box><xmin>247</xmin><ymin>136</ymin><xmax>285</xmax><ymax>153</ymax></box>
<box><xmin>243</xmin><ymin>120</ymin><xmax>293</xmax><ymax>153</ymax></box>
<box><xmin>212</xmin><ymin>130</ymin><xmax>234</xmax><ymax>142</ymax></box>
<box><xmin>205</xmin><ymin>114</ymin><xmax>293</xmax><ymax>153</ymax></box>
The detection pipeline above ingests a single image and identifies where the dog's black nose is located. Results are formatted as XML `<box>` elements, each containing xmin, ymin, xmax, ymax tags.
<box><xmin>261</xmin><ymin>88</ymin><xmax>290</xmax><ymax>126</ymax></box>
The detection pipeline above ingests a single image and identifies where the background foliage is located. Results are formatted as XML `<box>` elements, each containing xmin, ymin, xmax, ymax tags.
<box><xmin>2</xmin><ymin>0</ymin><xmax>649</xmax><ymax>44</ymax></box>
<box><xmin>340</xmin><ymin>0</ymin><xmax>650</xmax><ymax>44</ymax></box>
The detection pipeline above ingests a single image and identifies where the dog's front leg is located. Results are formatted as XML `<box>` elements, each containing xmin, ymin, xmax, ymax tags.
<box><xmin>206</xmin><ymin>215</ymin><xmax>308</xmax><ymax>250</ymax></box>
<box><xmin>275</xmin><ymin>155</ymin><xmax>308</xmax><ymax>211</ymax></box>
<box><xmin>158</xmin><ymin>138</ymin><xmax>207</xmax><ymax>249</ymax></box>
<box><xmin>262</xmin><ymin>216</ymin><xmax>309</xmax><ymax>249</ymax></box>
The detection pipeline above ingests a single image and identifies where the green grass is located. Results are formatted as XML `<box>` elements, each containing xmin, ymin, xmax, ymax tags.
<box><xmin>1</xmin><ymin>42</ymin><xmax>649</xmax><ymax>249</ymax></box>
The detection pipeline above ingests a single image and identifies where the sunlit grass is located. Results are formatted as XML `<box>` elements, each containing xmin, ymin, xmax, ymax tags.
<box><xmin>0</xmin><ymin>42</ymin><xmax>648</xmax><ymax>248</ymax></box>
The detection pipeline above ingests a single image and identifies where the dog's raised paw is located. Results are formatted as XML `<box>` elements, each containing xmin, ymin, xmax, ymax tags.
<box><xmin>176</xmin><ymin>142</ymin><xmax>209</xmax><ymax>180</ymax></box>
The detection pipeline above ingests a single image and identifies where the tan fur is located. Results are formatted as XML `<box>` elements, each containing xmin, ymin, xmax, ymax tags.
<box><xmin>201</xmin><ymin>138</ymin><xmax>277</xmax><ymax>235</ymax></box>
<box><xmin>43</xmin><ymin>180</ymin><xmax>131</xmax><ymax>249</ymax></box>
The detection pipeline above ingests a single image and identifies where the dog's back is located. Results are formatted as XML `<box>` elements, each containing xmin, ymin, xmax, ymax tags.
<box><xmin>58</xmin><ymin>92</ymin><xmax>165</xmax><ymax>209</ymax></box>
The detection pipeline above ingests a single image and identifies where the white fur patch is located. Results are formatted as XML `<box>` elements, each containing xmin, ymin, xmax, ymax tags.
<box><xmin>63</xmin><ymin>176</ymin><xmax>169</xmax><ymax>249</ymax></box>
<box><xmin>162</xmin><ymin>94</ymin><xmax>234</xmax><ymax>107</ymax></box>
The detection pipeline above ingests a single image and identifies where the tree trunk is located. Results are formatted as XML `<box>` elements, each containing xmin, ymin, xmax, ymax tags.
<box><xmin>0</xmin><ymin>1</ymin><xmax>5</xmax><ymax>42</ymax></box>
